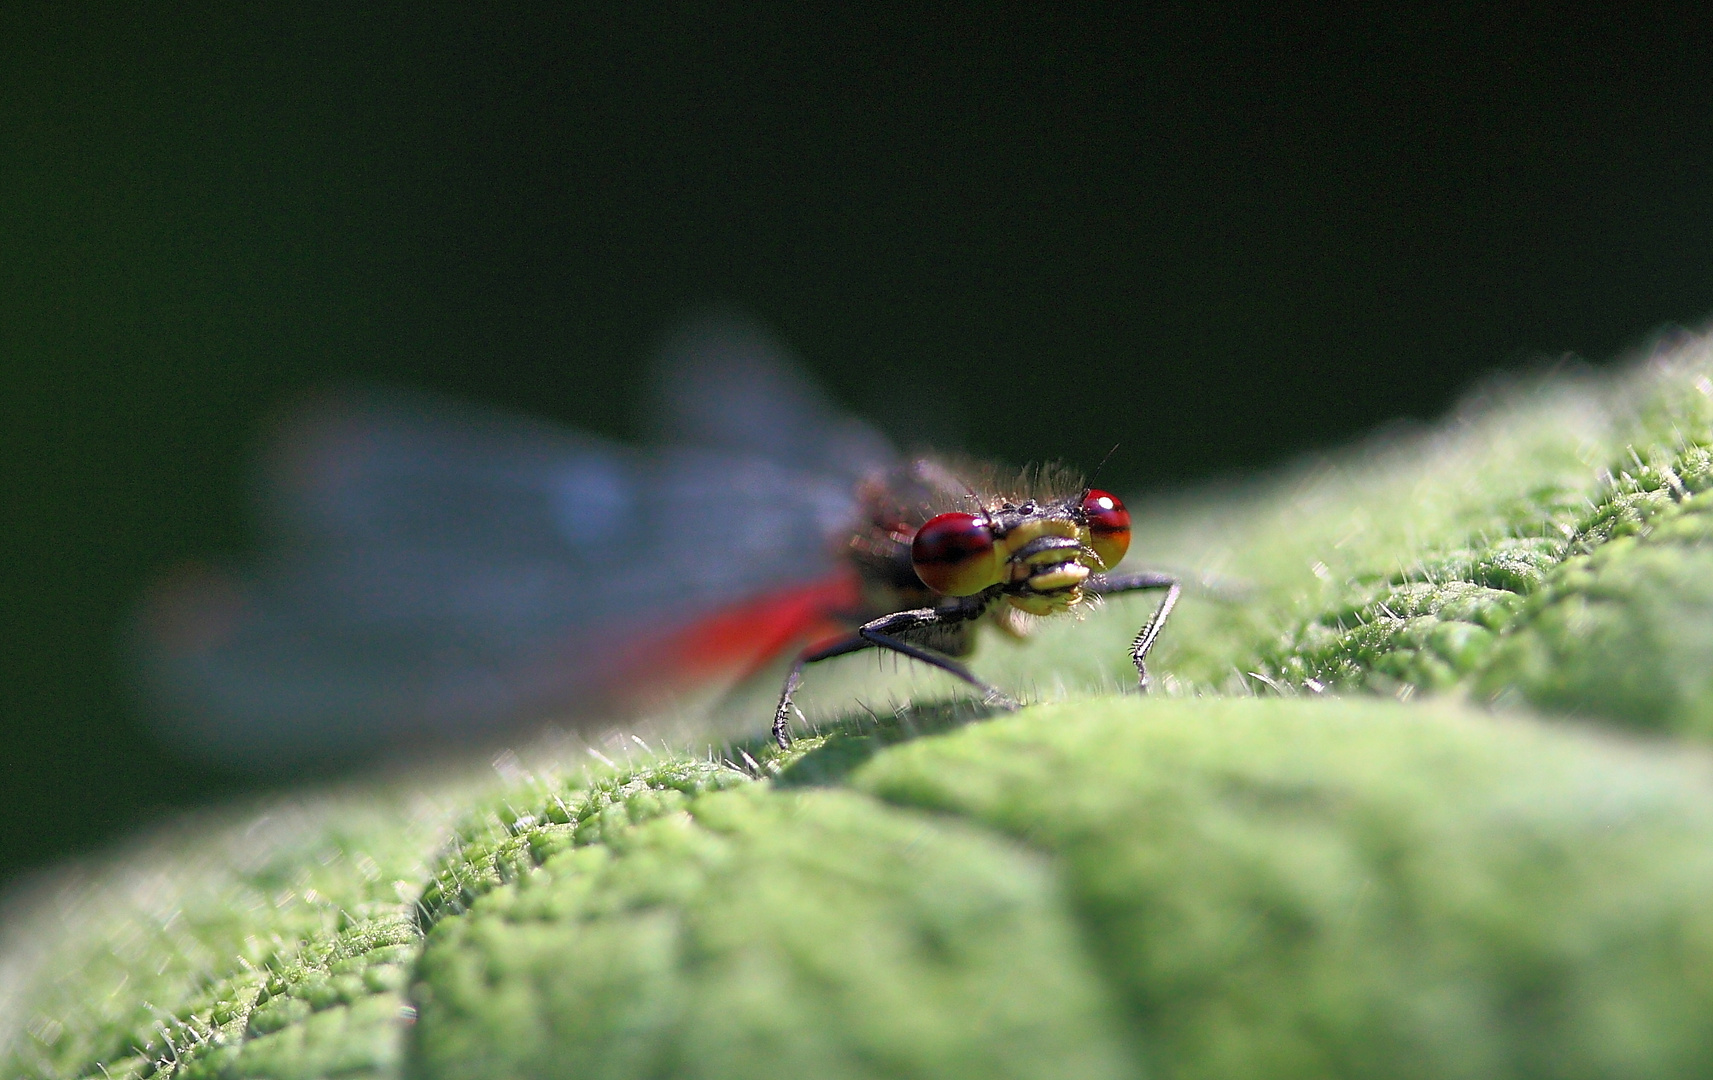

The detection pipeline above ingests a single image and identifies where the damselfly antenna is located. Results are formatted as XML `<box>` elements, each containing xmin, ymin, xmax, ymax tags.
<box><xmin>1085</xmin><ymin>442</ymin><xmax>1122</xmax><ymax>495</ymax></box>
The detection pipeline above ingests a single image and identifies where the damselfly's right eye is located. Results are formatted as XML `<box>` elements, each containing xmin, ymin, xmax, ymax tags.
<box><xmin>911</xmin><ymin>512</ymin><xmax>999</xmax><ymax>595</ymax></box>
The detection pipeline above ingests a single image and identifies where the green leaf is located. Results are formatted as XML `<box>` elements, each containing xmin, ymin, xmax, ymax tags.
<box><xmin>16</xmin><ymin>342</ymin><xmax>1713</xmax><ymax>1079</ymax></box>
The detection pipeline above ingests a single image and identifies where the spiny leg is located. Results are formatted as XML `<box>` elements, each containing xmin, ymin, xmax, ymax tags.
<box><xmin>771</xmin><ymin>606</ymin><xmax>1010</xmax><ymax>749</ymax></box>
<box><xmin>773</xmin><ymin>635</ymin><xmax>869</xmax><ymax>750</ymax></box>
<box><xmin>1128</xmin><ymin>583</ymin><xmax>1180</xmax><ymax>690</ymax></box>
<box><xmin>1088</xmin><ymin>571</ymin><xmax>1181</xmax><ymax>691</ymax></box>
<box><xmin>857</xmin><ymin>630</ymin><xmax>1018</xmax><ymax>711</ymax></box>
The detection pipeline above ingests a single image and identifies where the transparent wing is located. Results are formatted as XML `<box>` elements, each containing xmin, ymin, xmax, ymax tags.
<box><xmin>644</xmin><ymin>308</ymin><xmax>895</xmax><ymax>484</ymax></box>
<box><xmin>134</xmin><ymin>317</ymin><xmax>893</xmax><ymax>766</ymax></box>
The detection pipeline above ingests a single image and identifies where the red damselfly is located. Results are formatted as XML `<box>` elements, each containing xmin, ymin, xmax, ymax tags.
<box><xmin>135</xmin><ymin>312</ymin><xmax>1176</xmax><ymax>765</ymax></box>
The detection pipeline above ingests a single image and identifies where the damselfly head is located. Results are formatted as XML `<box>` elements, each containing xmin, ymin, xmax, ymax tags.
<box><xmin>906</xmin><ymin>468</ymin><xmax>1132</xmax><ymax>614</ymax></box>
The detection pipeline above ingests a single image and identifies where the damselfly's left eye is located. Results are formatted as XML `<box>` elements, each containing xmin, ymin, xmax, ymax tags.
<box><xmin>1080</xmin><ymin>489</ymin><xmax>1130</xmax><ymax>570</ymax></box>
<box><xmin>911</xmin><ymin>512</ymin><xmax>1000</xmax><ymax>596</ymax></box>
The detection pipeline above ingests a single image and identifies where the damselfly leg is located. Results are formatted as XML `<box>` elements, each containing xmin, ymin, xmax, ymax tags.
<box><xmin>771</xmin><ymin>572</ymin><xmax>1179</xmax><ymax>748</ymax></box>
<box><xmin>1087</xmin><ymin>571</ymin><xmax>1181</xmax><ymax>690</ymax></box>
<box><xmin>772</xmin><ymin>605</ymin><xmax>1014</xmax><ymax>749</ymax></box>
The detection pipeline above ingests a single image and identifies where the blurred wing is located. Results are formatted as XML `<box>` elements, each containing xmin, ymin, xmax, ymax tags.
<box><xmin>644</xmin><ymin>308</ymin><xmax>894</xmax><ymax>484</ymax></box>
<box><xmin>135</xmin><ymin>324</ymin><xmax>893</xmax><ymax>766</ymax></box>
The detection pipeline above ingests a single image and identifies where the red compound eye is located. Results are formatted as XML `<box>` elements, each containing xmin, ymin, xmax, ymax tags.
<box><xmin>911</xmin><ymin>512</ymin><xmax>999</xmax><ymax>596</ymax></box>
<box><xmin>1080</xmin><ymin>489</ymin><xmax>1131</xmax><ymax>570</ymax></box>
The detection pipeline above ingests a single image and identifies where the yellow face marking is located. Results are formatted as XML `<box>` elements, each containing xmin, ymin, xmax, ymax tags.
<box><xmin>988</xmin><ymin>514</ymin><xmax>1098</xmax><ymax>604</ymax></box>
<box><xmin>996</xmin><ymin>517</ymin><xmax>1079</xmax><ymax>556</ymax></box>
<box><xmin>1026</xmin><ymin>563</ymin><xmax>1090</xmax><ymax>592</ymax></box>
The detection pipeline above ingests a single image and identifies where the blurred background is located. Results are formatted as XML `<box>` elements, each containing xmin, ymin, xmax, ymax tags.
<box><xmin>4</xmin><ymin>4</ymin><xmax>1711</xmax><ymax>888</ymax></box>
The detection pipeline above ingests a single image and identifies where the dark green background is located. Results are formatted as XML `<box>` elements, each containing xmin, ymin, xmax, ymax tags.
<box><xmin>4</xmin><ymin>4</ymin><xmax>1711</xmax><ymax>887</ymax></box>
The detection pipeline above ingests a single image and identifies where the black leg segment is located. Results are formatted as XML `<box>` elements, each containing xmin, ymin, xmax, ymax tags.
<box><xmin>1088</xmin><ymin>571</ymin><xmax>1181</xmax><ymax>691</ymax></box>
<box><xmin>771</xmin><ymin>634</ymin><xmax>870</xmax><ymax>750</ymax></box>
<box><xmin>770</xmin><ymin>605</ymin><xmax>1012</xmax><ymax>749</ymax></box>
